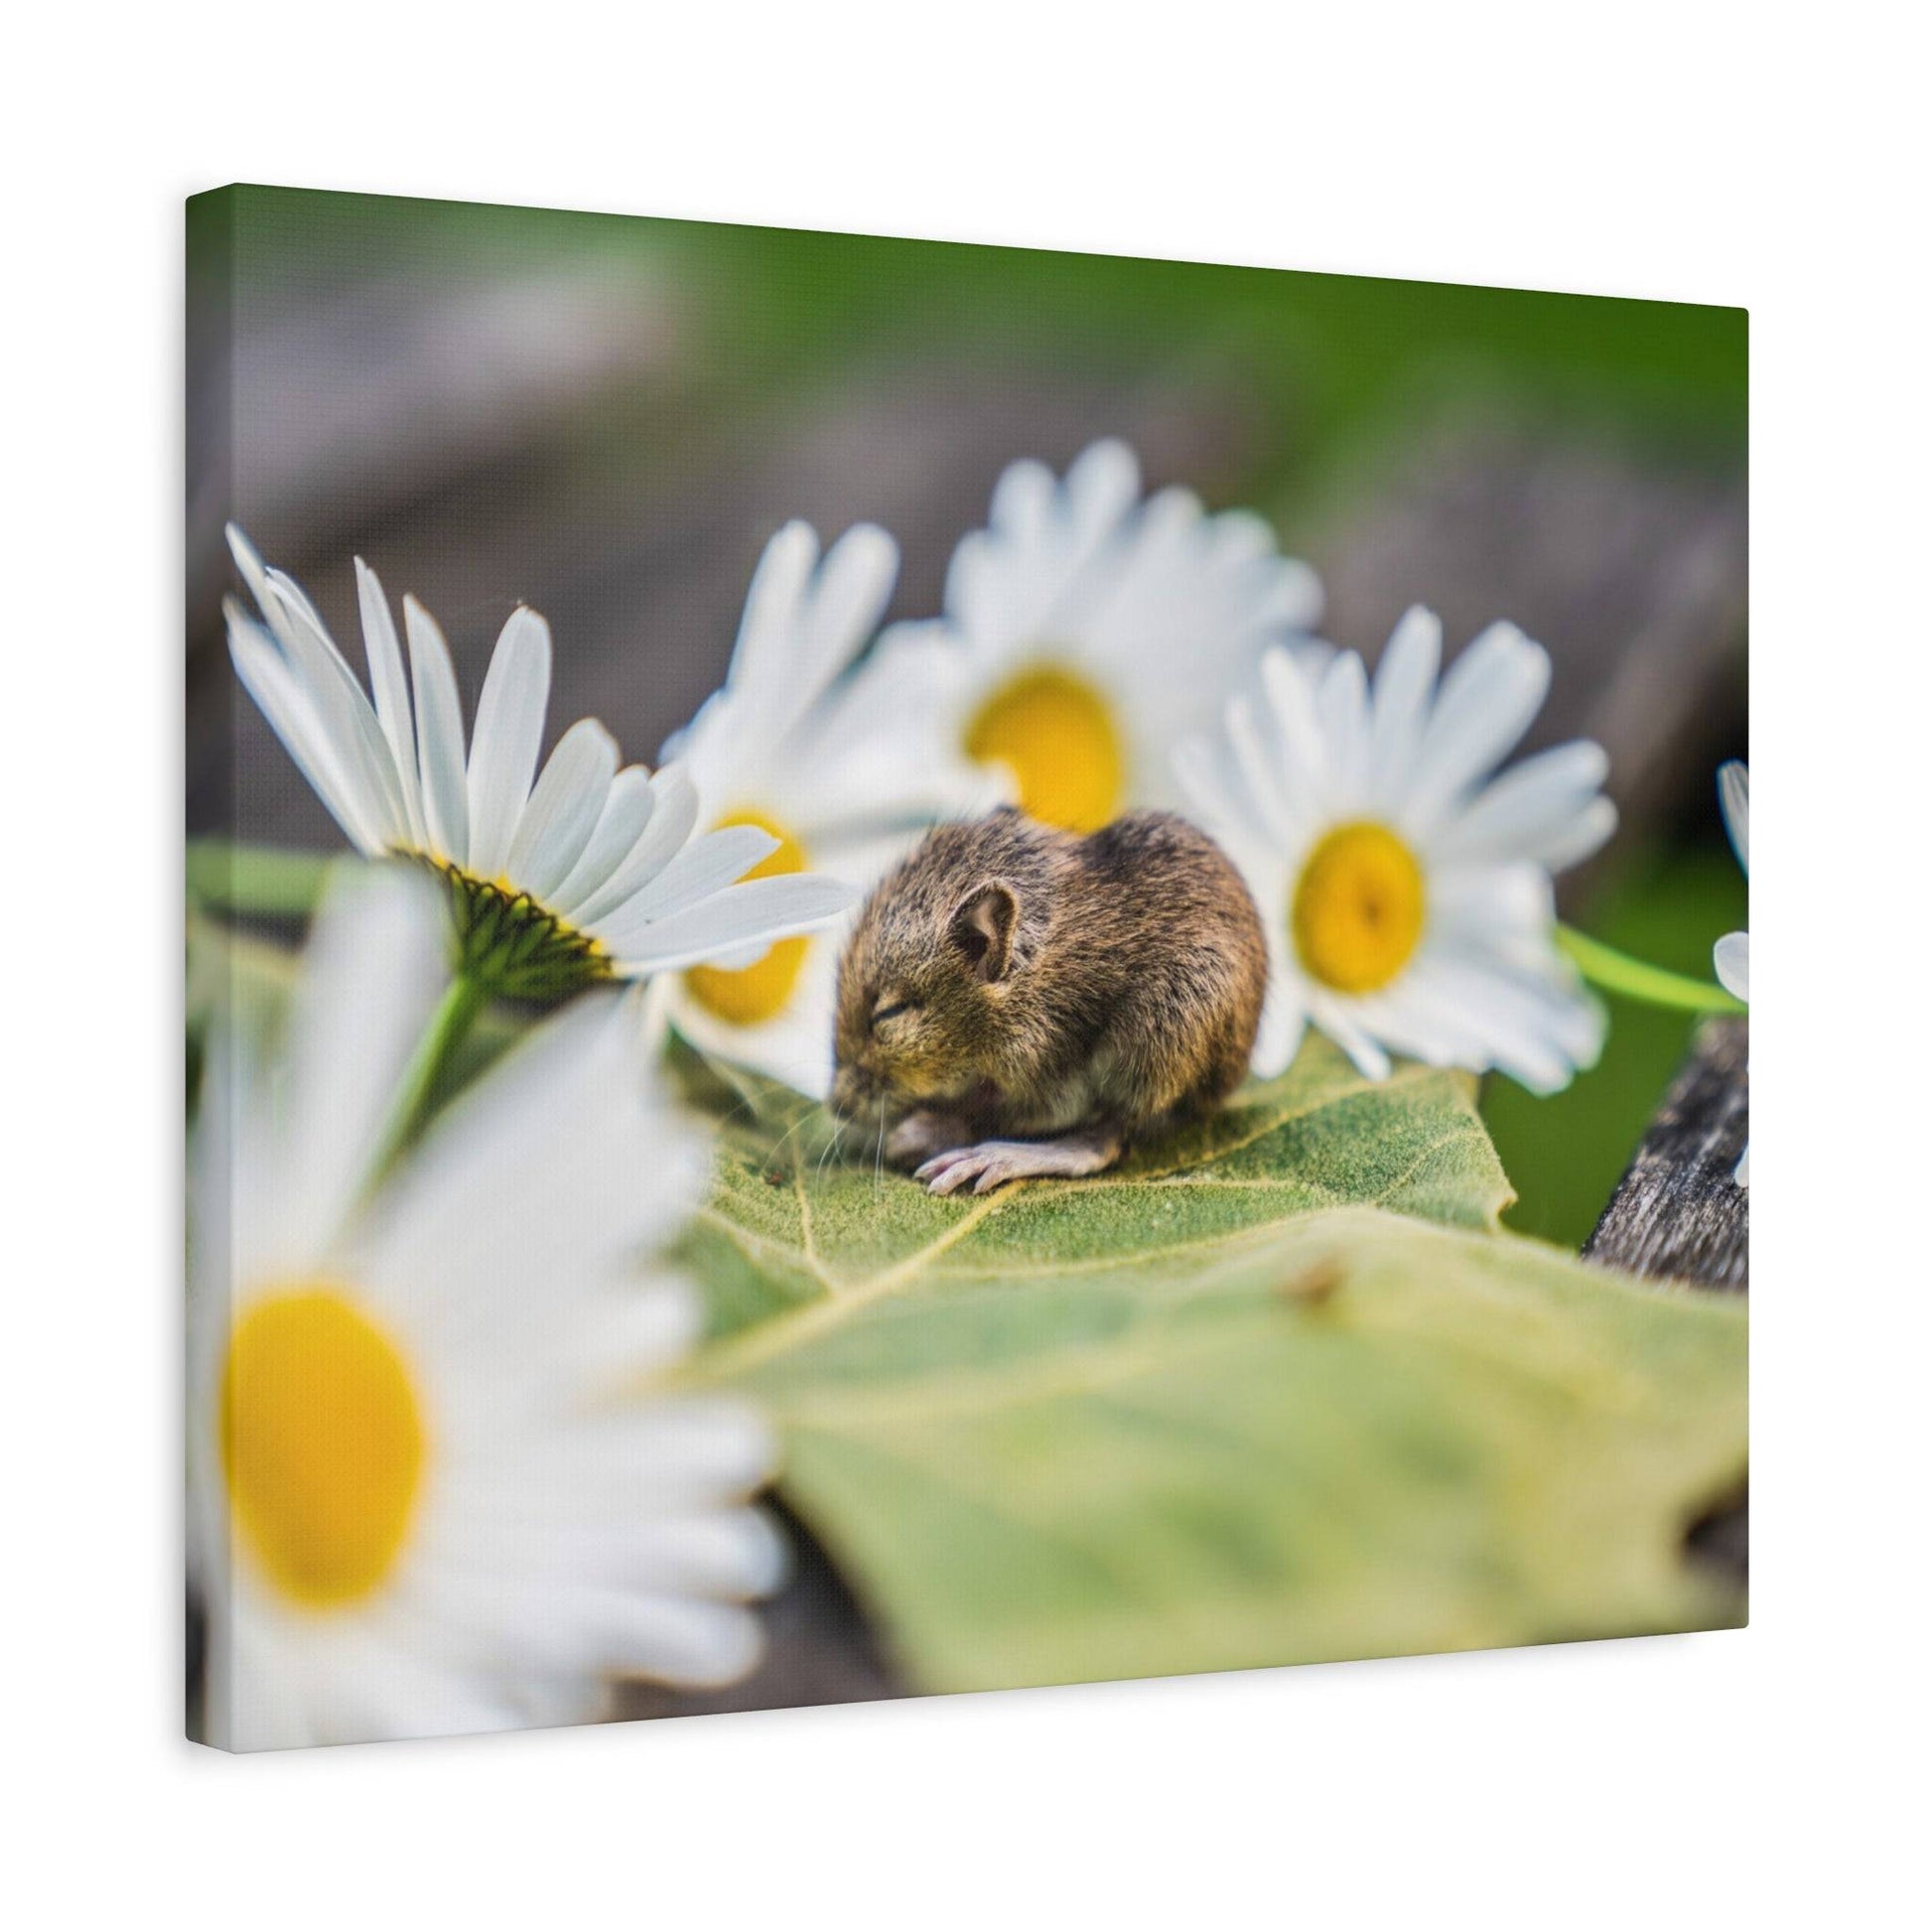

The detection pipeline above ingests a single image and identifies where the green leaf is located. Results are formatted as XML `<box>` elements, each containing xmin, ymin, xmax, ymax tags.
<box><xmin>676</xmin><ymin>1039</ymin><xmax>1746</xmax><ymax>1691</ymax></box>
<box><xmin>673</xmin><ymin>1039</ymin><xmax>1515</xmax><ymax>1340</ymax></box>
<box><xmin>187</xmin><ymin>839</ymin><xmax>334</xmax><ymax>918</ymax></box>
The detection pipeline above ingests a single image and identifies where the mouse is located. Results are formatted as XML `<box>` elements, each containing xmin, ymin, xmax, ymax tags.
<box><xmin>830</xmin><ymin>807</ymin><xmax>1268</xmax><ymax>1194</ymax></box>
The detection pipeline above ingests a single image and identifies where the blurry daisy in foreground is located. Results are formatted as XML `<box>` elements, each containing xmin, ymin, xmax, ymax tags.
<box><xmin>877</xmin><ymin>439</ymin><xmax>1323</xmax><ymax>834</ymax></box>
<box><xmin>225</xmin><ymin>526</ymin><xmax>853</xmax><ymax>1000</ymax></box>
<box><xmin>189</xmin><ymin>870</ymin><xmax>782</xmax><ymax>1750</ymax></box>
<box><xmin>661</xmin><ymin>521</ymin><xmax>993</xmax><ymax>1097</ymax></box>
<box><xmin>1176</xmin><ymin>610</ymin><xmax>1616</xmax><ymax>1092</ymax></box>
<box><xmin>1716</xmin><ymin>759</ymin><xmax>1750</xmax><ymax>1185</ymax></box>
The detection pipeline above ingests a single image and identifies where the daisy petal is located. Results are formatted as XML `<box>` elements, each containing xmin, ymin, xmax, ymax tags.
<box><xmin>571</xmin><ymin>763</ymin><xmax>701</xmax><ymax>928</ymax></box>
<box><xmin>1309</xmin><ymin>994</ymin><xmax>1393</xmax><ymax>1082</ymax></box>
<box><xmin>1403</xmin><ymin>621</ymin><xmax>1552</xmax><ymax>826</ymax></box>
<box><xmin>619</xmin><ymin>1511</ymin><xmax>790</xmax><ymax>1599</ymax></box>
<box><xmin>611</xmin><ymin>823</ymin><xmax>779</xmax><ymax>926</ymax></box>
<box><xmin>505</xmin><ymin>719</ymin><xmax>619</xmax><ymax>901</ymax></box>
<box><xmin>1434</xmin><ymin>740</ymin><xmax>1614</xmax><ymax>870</ymax></box>
<box><xmin>466</xmin><ymin>608</ymin><xmax>552</xmax><ymax>881</ymax></box>
<box><xmin>1317</xmin><ymin>650</ymin><xmax>1371</xmax><ymax>809</ymax></box>
<box><xmin>226</xmin><ymin>611</ymin><xmax>389</xmax><ymax>855</ymax></box>
<box><xmin>611</xmin><ymin>1596</ymin><xmax>766</xmax><ymax>1689</ymax></box>
<box><xmin>1365</xmin><ymin>607</ymin><xmax>1443</xmax><ymax>795</ymax></box>
<box><xmin>355</xmin><ymin>558</ymin><xmax>427</xmax><ymax>849</ymax></box>
<box><xmin>549</xmin><ymin>765</ymin><xmax>656</xmax><ymax>917</ymax></box>
<box><xmin>275</xmin><ymin>867</ymin><xmax>448</xmax><ymax>1264</ymax></box>
<box><xmin>1258</xmin><ymin>645</ymin><xmax>1331</xmax><ymax>815</ymax></box>
<box><xmin>228</xmin><ymin>526</ymin><xmax>407</xmax><ymax>846</ymax></box>
<box><xmin>1715</xmin><ymin>931</ymin><xmax>1749</xmax><ymax>1003</ymax></box>
<box><xmin>1251</xmin><ymin>977</ymin><xmax>1310</xmax><ymax>1079</ymax></box>
<box><xmin>1719</xmin><ymin>760</ymin><xmax>1749</xmax><ymax>874</ymax></box>
<box><xmin>792</xmin><ymin>522</ymin><xmax>897</xmax><ymax>710</ymax></box>
<box><xmin>605</xmin><ymin>874</ymin><xmax>857</xmax><ymax>974</ymax></box>
<box><xmin>726</xmin><ymin>521</ymin><xmax>820</xmax><ymax>699</ymax></box>
<box><xmin>404</xmin><ymin>594</ymin><xmax>470</xmax><ymax>865</ymax></box>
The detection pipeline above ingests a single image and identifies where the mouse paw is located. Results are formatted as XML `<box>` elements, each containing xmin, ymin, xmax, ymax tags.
<box><xmin>884</xmin><ymin>1110</ymin><xmax>973</xmax><ymax>1170</ymax></box>
<box><xmin>915</xmin><ymin>1131</ymin><xmax>1123</xmax><ymax>1196</ymax></box>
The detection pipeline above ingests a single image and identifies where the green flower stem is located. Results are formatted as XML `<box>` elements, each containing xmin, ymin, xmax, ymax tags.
<box><xmin>378</xmin><ymin>969</ymin><xmax>491</xmax><ymax>1169</ymax></box>
<box><xmin>1557</xmin><ymin>924</ymin><xmax>1746</xmax><ymax>1015</ymax></box>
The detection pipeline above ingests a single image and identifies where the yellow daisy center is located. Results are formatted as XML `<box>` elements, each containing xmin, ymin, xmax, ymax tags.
<box><xmin>965</xmin><ymin>662</ymin><xmax>1125</xmax><ymax>833</ymax></box>
<box><xmin>1291</xmin><ymin>821</ymin><xmax>1427</xmax><ymax>994</ymax></box>
<box><xmin>685</xmin><ymin>811</ymin><xmax>812</xmax><ymax>1027</ymax></box>
<box><xmin>220</xmin><ymin>1288</ymin><xmax>427</xmax><ymax>1610</ymax></box>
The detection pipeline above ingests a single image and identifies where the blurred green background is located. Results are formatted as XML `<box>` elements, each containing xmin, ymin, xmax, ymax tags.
<box><xmin>188</xmin><ymin>187</ymin><xmax>1746</xmax><ymax>1248</ymax></box>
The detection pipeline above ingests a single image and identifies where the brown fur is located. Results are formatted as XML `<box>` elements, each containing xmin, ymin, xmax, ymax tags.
<box><xmin>831</xmin><ymin>808</ymin><xmax>1267</xmax><ymax>1165</ymax></box>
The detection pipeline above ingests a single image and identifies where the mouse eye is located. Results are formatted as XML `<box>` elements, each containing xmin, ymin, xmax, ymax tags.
<box><xmin>871</xmin><ymin>999</ymin><xmax>916</xmax><ymax>1030</ymax></box>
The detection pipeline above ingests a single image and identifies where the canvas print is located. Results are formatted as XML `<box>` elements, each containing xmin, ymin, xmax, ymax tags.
<box><xmin>186</xmin><ymin>187</ymin><xmax>1748</xmax><ymax>1751</ymax></box>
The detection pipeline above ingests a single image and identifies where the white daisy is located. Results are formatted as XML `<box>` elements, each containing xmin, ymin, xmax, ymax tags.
<box><xmin>876</xmin><ymin>438</ymin><xmax>1324</xmax><ymax>834</ymax></box>
<box><xmin>189</xmin><ymin>868</ymin><xmax>783</xmax><ymax>1751</ymax></box>
<box><xmin>1176</xmin><ymin>609</ymin><xmax>1617</xmax><ymax>1093</ymax></box>
<box><xmin>1716</xmin><ymin>759</ymin><xmax>1750</xmax><ymax>1186</ymax></box>
<box><xmin>660</xmin><ymin>520</ymin><xmax>994</xmax><ymax>1097</ymax></box>
<box><xmin>224</xmin><ymin>526</ymin><xmax>854</xmax><ymax>1000</ymax></box>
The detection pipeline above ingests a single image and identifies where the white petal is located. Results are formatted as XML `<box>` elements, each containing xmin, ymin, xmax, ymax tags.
<box><xmin>1715</xmin><ymin>930</ymin><xmax>1749</xmax><ymax>1003</ymax></box>
<box><xmin>1173</xmin><ymin>732</ymin><xmax>1254</xmax><ymax>843</ymax></box>
<box><xmin>609</xmin><ymin>1595</ymin><xmax>766</xmax><ymax>1689</ymax></box>
<box><xmin>354</xmin><ymin>559</ymin><xmax>428</xmax><ymax>849</ymax></box>
<box><xmin>616</xmin><ymin>1510</ymin><xmax>790</xmax><ymax>1600</ymax></box>
<box><xmin>1258</xmin><ymin>644</ymin><xmax>1332</xmax><ymax>816</ymax></box>
<box><xmin>549</xmin><ymin>765</ymin><xmax>657</xmax><ymax>917</ymax></box>
<box><xmin>466</xmin><ymin>608</ymin><xmax>552</xmax><ymax>881</ymax></box>
<box><xmin>719</xmin><ymin>522</ymin><xmax>820</xmax><ymax>730</ymax></box>
<box><xmin>226</xmin><ymin>610</ymin><xmax>388</xmax><ymax>856</ymax></box>
<box><xmin>366</xmin><ymin>995</ymin><xmax>706</xmax><ymax>1322</ymax></box>
<box><xmin>245</xmin><ymin>546</ymin><xmax>410</xmax><ymax>846</ymax></box>
<box><xmin>1062</xmin><ymin>438</ymin><xmax>1142</xmax><ymax>547</ymax></box>
<box><xmin>1430</xmin><ymin>862</ymin><xmax>1557</xmax><ymax>944</ymax></box>
<box><xmin>1308</xmin><ymin>994</ymin><xmax>1393</xmax><ymax>1082</ymax></box>
<box><xmin>505</xmin><ymin>718</ymin><xmax>619</xmax><ymax>902</ymax></box>
<box><xmin>1365</xmin><ymin>607</ymin><xmax>1443</xmax><ymax>795</ymax></box>
<box><xmin>571</xmin><ymin>763</ymin><xmax>701</xmax><ymax>928</ymax></box>
<box><xmin>1251</xmin><ymin>974</ymin><xmax>1310</xmax><ymax>1079</ymax></box>
<box><xmin>1317</xmin><ymin>650</ymin><xmax>1372</xmax><ymax>809</ymax></box>
<box><xmin>1719</xmin><ymin>760</ymin><xmax>1749</xmax><ymax>875</ymax></box>
<box><xmin>608</xmin><ymin>823</ymin><xmax>779</xmax><ymax>926</ymax></box>
<box><xmin>1402</xmin><ymin>622</ymin><xmax>1552</xmax><ymax>826</ymax></box>
<box><xmin>792</xmin><ymin>522</ymin><xmax>897</xmax><ymax>711</ymax></box>
<box><xmin>226</xmin><ymin>527</ymin><xmax>407</xmax><ymax>848</ymax></box>
<box><xmin>1406</xmin><ymin>947</ymin><xmax>1603</xmax><ymax>1090</ymax></box>
<box><xmin>605</xmin><ymin>874</ymin><xmax>857</xmax><ymax>974</ymax></box>
<box><xmin>1434</xmin><ymin>740</ymin><xmax>1614</xmax><ymax>871</ymax></box>
<box><xmin>404</xmin><ymin>595</ymin><xmax>470</xmax><ymax>865</ymax></box>
<box><xmin>668</xmin><ymin>926</ymin><xmax>843</xmax><ymax>1097</ymax></box>
<box><xmin>274</xmin><ymin>867</ymin><xmax>449</xmax><ymax>1265</ymax></box>
<box><xmin>988</xmin><ymin>454</ymin><xmax>1058</xmax><ymax>538</ymax></box>
<box><xmin>1224</xmin><ymin>692</ymin><xmax>1299</xmax><ymax>846</ymax></box>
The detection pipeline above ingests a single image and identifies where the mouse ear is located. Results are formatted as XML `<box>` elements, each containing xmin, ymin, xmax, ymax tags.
<box><xmin>948</xmin><ymin>882</ymin><xmax>1019</xmax><ymax>983</ymax></box>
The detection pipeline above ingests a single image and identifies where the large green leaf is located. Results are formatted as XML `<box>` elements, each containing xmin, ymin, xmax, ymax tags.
<box><xmin>676</xmin><ymin>1041</ymin><xmax>1746</xmax><ymax>1691</ymax></box>
<box><xmin>188</xmin><ymin>900</ymin><xmax>1747</xmax><ymax>1692</ymax></box>
<box><xmin>673</xmin><ymin>1041</ymin><xmax>1515</xmax><ymax>1339</ymax></box>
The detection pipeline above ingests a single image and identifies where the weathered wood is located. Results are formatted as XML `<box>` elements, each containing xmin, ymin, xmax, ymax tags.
<box><xmin>1585</xmin><ymin>1017</ymin><xmax>1748</xmax><ymax>1582</ymax></box>
<box><xmin>1586</xmin><ymin>1018</ymin><xmax>1749</xmax><ymax>1292</ymax></box>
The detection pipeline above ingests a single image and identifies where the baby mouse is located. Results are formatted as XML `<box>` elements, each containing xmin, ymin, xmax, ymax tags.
<box><xmin>831</xmin><ymin>808</ymin><xmax>1267</xmax><ymax>1195</ymax></box>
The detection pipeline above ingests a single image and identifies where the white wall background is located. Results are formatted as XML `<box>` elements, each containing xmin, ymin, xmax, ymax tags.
<box><xmin>6</xmin><ymin>5</ymin><xmax>1922</xmax><ymax>1922</ymax></box>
